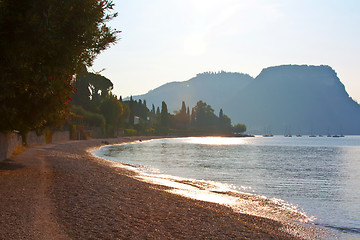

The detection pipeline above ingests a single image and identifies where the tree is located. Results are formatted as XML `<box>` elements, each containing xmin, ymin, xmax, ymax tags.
<box><xmin>190</xmin><ymin>108</ymin><xmax>196</xmax><ymax>127</ymax></box>
<box><xmin>100</xmin><ymin>94</ymin><xmax>126</xmax><ymax>127</ymax></box>
<box><xmin>172</xmin><ymin>101</ymin><xmax>189</xmax><ymax>129</ymax></box>
<box><xmin>191</xmin><ymin>101</ymin><xmax>218</xmax><ymax>130</ymax></box>
<box><xmin>100</xmin><ymin>93</ymin><xmax>128</xmax><ymax>136</ymax></box>
<box><xmin>160</xmin><ymin>101</ymin><xmax>169</xmax><ymax>128</ymax></box>
<box><xmin>149</xmin><ymin>104</ymin><xmax>156</xmax><ymax>123</ymax></box>
<box><xmin>127</xmin><ymin>96</ymin><xmax>135</xmax><ymax>125</ymax></box>
<box><xmin>151</xmin><ymin>104</ymin><xmax>156</xmax><ymax>116</ymax></box>
<box><xmin>86</xmin><ymin>73</ymin><xmax>113</xmax><ymax>102</ymax></box>
<box><xmin>218</xmin><ymin>108</ymin><xmax>232</xmax><ymax>132</ymax></box>
<box><xmin>187</xmin><ymin>107</ymin><xmax>190</xmax><ymax>121</ymax></box>
<box><xmin>72</xmin><ymin>70</ymin><xmax>113</xmax><ymax>112</ymax></box>
<box><xmin>70</xmin><ymin>105</ymin><xmax>105</xmax><ymax>130</ymax></box>
<box><xmin>123</xmin><ymin>98</ymin><xmax>149</xmax><ymax>126</ymax></box>
<box><xmin>219</xmin><ymin>109</ymin><xmax>224</xmax><ymax>119</ymax></box>
<box><xmin>0</xmin><ymin>0</ymin><xmax>119</xmax><ymax>144</ymax></box>
<box><xmin>233</xmin><ymin>123</ymin><xmax>247</xmax><ymax>134</ymax></box>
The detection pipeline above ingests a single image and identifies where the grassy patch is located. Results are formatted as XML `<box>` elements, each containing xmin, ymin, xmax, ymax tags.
<box><xmin>12</xmin><ymin>145</ymin><xmax>28</xmax><ymax>155</ymax></box>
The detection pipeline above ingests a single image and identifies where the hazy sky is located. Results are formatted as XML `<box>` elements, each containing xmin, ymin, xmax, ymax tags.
<box><xmin>93</xmin><ymin>0</ymin><xmax>360</xmax><ymax>102</ymax></box>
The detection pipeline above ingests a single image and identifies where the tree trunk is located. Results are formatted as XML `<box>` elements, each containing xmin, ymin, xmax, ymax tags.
<box><xmin>19</xmin><ymin>131</ymin><xmax>28</xmax><ymax>147</ymax></box>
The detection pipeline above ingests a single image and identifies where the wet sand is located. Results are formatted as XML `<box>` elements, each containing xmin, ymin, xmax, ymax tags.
<box><xmin>0</xmin><ymin>137</ymin><xmax>320</xmax><ymax>239</ymax></box>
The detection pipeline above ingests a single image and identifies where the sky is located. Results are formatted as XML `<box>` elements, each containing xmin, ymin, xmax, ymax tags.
<box><xmin>92</xmin><ymin>0</ymin><xmax>360</xmax><ymax>102</ymax></box>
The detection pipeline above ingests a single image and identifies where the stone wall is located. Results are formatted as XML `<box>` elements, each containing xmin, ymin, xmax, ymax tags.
<box><xmin>27</xmin><ymin>131</ymin><xmax>46</xmax><ymax>146</ymax></box>
<box><xmin>0</xmin><ymin>130</ymin><xmax>70</xmax><ymax>161</ymax></box>
<box><xmin>0</xmin><ymin>132</ymin><xmax>22</xmax><ymax>161</ymax></box>
<box><xmin>51</xmin><ymin>131</ymin><xmax>70</xmax><ymax>143</ymax></box>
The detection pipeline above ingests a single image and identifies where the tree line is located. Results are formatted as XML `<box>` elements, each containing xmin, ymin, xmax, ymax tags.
<box><xmin>68</xmin><ymin>69</ymin><xmax>246</xmax><ymax>138</ymax></box>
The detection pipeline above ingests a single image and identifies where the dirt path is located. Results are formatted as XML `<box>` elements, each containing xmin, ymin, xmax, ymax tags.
<box><xmin>32</xmin><ymin>146</ymin><xmax>67</xmax><ymax>239</ymax></box>
<box><xmin>0</xmin><ymin>145</ymin><xmax>67</xmax><ymax>239</ymax></box>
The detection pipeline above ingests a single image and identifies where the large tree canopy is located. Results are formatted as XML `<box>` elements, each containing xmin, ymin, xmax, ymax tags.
<box><xmin>72</xmin><ymin>70</ymin><xmax>114</xmax><ymax>112</ymax></box>
<box><xmin>191</xmin><ymin>101</ymin><xmax>218</xmax><ymax>130</ymax></box>
<box><xmin>100</xmin><ymin>93</ymin><xmax>127</xmax><ymax>129</ymax></box>
<box><xmin>0</xmin><ymin>0</ymin><xmax>118</xmax><ymax>141</ymax></box>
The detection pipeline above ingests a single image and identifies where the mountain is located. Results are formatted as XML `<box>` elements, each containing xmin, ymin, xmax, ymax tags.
<box><xmin>131</xmin><ymin>65</ymin><xmax>360</xmax><ymax>134</ymax></box>
<box><xmin>130</xmin><ymin>71</ymin><xmax>253</xmax><ymax>113</ymax></box>
<box><xmin>223</xmin><ymin>65</ymin><xmax>360</xmax><ymax>134</ymax></box>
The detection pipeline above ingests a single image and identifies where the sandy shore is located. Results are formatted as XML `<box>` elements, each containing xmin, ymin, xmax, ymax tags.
<box><xmin>0</xmin><ymin>137</ymin><xmax>322</xmax><ymax>239</ymax></box>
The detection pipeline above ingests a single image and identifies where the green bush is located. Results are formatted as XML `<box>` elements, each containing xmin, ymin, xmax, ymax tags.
<box><xmin>124</xmin><ymin>129</ymin><xmax>137</xmax><ymax>136</ymax></box>
<box><xmin>106</xmin><ymin>125</ymin><xmax>115</xmax><ymax>138</ymax></box>
<box><xmin>71</xmin><ymin>125</ymin><xmax>77</xmax><ymax>140</ymax></box>
<box><xmin>71</xmin><ymin>105</ymin><xmax>105</xmax><ymax>130</ymax></box>
<box><xmin>145</xmin><ymin>128</ymin><xmax>157</xmax><ymax>135</ymax></box>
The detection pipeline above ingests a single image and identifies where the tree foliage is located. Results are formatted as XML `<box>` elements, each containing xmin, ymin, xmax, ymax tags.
<box><xmin>70</xmin><ymin>70</ymin><xmax>129</xmax><ymax>138</ymax></box>
<box><xmin>100</xmin><ymin>93</ymin><xmax>127</xmax><ymax>128</ymax></box>
<box><xmin>123</xmin><ymin>98</ymin><xmax>149</xmax><ymax>126</ymax></box>
<box><xmin>160</xmin><ymin>101</ymin><xmax>169</xmax><ymax>128</ymax></box>
<box><xmin>73</xmin><ymin>69</ymin><xmax>113</xmax><ymax>112</ymax></box>
<box><xmin>0</xmin><ymin>0</ymin><xmax>118</xmax><ymax>141</ymax></box>
<box><xmin>233</xmin><ymin>123</ymin><xmax>247</xmax><ymax>133</ymax></box>
<box><xmin>171</xmin><ymin>101</ymin><xmax>189</xmax><ymax>129</ymax></box>
<box><xmin>191</xmin><ymin>101</ymin><xmax>218</xmax><ymax>130</ymax></box>
<box><xmin>70</xmin><ymin>105</ymin><xmax>105</xmax><ymax>130</ymax></box>
<box><xmin>218</xmin><ymin>108</ymin><xmax>232</xmax><ymax>132</ymax></box>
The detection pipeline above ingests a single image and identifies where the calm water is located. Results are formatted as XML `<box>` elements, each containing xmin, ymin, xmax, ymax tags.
<box><xmin>94</xmin><ymin>136</ymin><xmax>360</xmax><ymax>239</ymax></box>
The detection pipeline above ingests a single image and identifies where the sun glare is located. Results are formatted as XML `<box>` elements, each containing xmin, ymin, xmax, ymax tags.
<box><xmin>185</xmin><ymin>137</ymin><xmax>244</xmax><ymax>145</ymax></box>
<box><xmin>183</xmin><ymin>35</ymin><xmax>206</xmax><ymax>56</ymax></box>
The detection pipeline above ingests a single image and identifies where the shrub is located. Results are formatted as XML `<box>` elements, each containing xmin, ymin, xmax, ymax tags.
<box><xmin>124</xmin><ymin>129</ymin><xmax>137</xmax><ymax>136</ymax></box>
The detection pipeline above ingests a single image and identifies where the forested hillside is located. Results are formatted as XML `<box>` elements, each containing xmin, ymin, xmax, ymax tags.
<box><xmin>133</xmin><ymin>65</ymin><xmax>360</xmax><ymax>135</ymax></box>
<box><xmin>130</xmin><ymin>71</ymin><xmax>253</xmax><ymax>113</ymax></box>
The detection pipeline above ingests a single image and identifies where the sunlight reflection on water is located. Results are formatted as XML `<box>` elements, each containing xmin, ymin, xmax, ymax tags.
<box><xmin>93</xmin><ymin>136</ymin><xmax>360</xmax><ymax>240</ymax></box>
<box><xmin>184</xmin><ymin>136</ymin><xmax>247</xmax><ymax>145</ymax></box>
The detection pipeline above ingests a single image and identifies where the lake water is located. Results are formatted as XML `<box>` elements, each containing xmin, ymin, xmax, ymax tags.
<box><xmin>94</xmin><ymin>136</ymin><xmax>360</xmax><ymax>239</ymax></box>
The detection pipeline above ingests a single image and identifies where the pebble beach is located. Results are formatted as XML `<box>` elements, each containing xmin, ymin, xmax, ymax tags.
<box><xmin>0</xmin><ymin>137</ymin><xmax>322</xmax><ymax>239</ymax></box>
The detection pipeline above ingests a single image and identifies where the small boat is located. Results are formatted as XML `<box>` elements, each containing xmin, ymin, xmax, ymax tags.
<box><xmin>263</xmin><ymin>126</ymin><xmax>273</xmax><ymax>137</ymax></box>
<box><xmin>284</xmin><ymin>126</ymin><xmax>292</xmax><ymax>137</ymax></box>
<box><xmin>263</xmin><ymin>134</ymin><xmax>274</xmax><ymax>137</ymax></box>
<box><xmin>309</xmin><ymin>135</ymin><xmax>316</xmax><ymax>137</ymax></box>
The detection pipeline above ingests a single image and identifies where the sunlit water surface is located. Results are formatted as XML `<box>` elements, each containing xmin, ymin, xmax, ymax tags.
<box><xmin>93</xmin><ymin>136</ymin><xmax>360</xmax><ymax>239</ymax></box>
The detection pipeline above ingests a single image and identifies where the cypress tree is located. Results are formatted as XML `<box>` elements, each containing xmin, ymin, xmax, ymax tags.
<box><xmin>160</xmin><ymin>101</ymin><xmax>169</xmax><ymax>128</ymax></box>
<box><xmin>219</xmin><ymin>109</ymin><xmax>224</xmax><ymax>119</ymax></box>
<box><xmin>180</xmin><ymin>101</ymin><xmax>186</xmax><ymax>115</ymax></box>
<box><xmin>151</xmin><ymin>104</ymin><xmax>156</xmax><ymax>115</ymax></box>
<box><xmin>190</xmin><ymin>107</ymin><xmax>196</xmax><ymax>127</ymax></box>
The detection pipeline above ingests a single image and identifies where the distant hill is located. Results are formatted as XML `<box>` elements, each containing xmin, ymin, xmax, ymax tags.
<box><xmin>223</xmin><ymin>65</ymin><xmax>360</xmax><ymax>134</ymax></box>
<box><xmin>130</xmin><ymin>65</ymin><xmax>360</xmax><ymax>135</ymax></box>
<box><xmin>129</xmin><ymin>71</ymin><xmax>253</xmax><ymax>113</ymax></box>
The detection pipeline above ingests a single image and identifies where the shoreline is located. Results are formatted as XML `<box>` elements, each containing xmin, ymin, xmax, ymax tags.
<box><xmin>92</xmin><ymin>139</ymin><xmax>310</xmax><ymax>223</ymax></box>
<box><xmin>0</xmin><ymin>136</ymin><xmax>326</xmax><ymax>239</ymax></box>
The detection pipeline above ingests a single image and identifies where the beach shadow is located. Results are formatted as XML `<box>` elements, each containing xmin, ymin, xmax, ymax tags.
<box><xmin>0</xmin><ymin>159</ymin><xmax>24</xmax><ymax>171</ymax></box>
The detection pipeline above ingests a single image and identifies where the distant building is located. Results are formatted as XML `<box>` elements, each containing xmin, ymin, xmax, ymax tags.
<box><xmin>134</xmin><ymin>116</ymin><xmax>140</xmax><ymax>125</ymax></box>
